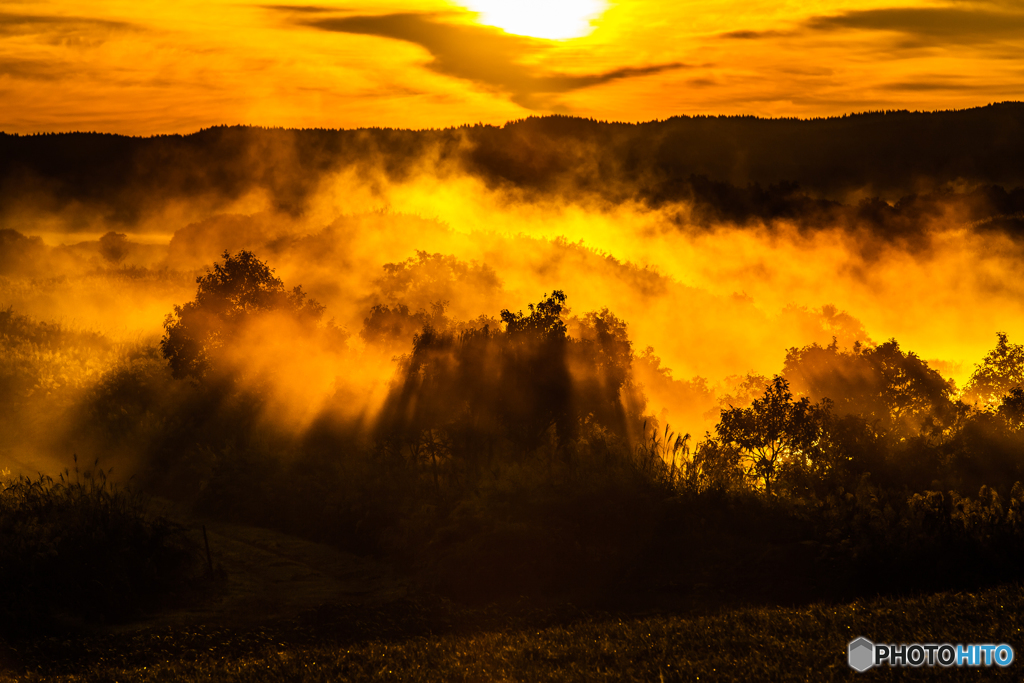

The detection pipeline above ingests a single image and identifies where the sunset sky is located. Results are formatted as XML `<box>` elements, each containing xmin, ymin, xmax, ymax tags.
<box><xmin>3</xmin><ymin>0</ymin><xmax>1022</xmax><ymax>134</ymax></box>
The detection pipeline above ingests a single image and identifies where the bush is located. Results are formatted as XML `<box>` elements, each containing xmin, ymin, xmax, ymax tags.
<box><xmin>0</xmin><ymin>459</ymin><xmax>199</xmax><ymax>635</ymax></box>
<box><xmin>810</xmin><ymin>478</ymin><xmax>1024</xmax><ymax>593</ymax></box>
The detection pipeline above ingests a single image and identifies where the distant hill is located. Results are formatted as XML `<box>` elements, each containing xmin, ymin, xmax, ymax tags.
<box><xmin>2</xmin><ymin>102</ymin><xmax>1023</xmax><ymax>231</ymax></box>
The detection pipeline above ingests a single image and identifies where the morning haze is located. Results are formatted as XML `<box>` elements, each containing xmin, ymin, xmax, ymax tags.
<box><xmin>3</xmin><ymin>3</ymin><xmax>1024</xmax><ymax>680</ymax></box>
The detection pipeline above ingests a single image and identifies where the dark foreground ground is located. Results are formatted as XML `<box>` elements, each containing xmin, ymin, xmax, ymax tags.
<box><xmin>2</xmin><ymin>585</ymin><xmax>1022</xmax><ymax>681</ymax></box>
<box><xmin>1</xmin><ymin>507</ymin><xmax>1021</xmax><ymax>682</ymax></box>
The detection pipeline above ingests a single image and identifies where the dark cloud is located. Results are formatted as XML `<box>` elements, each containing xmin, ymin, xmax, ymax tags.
<box><xmin>720</xmin><ymin>29</ymin><xmax>791</xmax><ymax>39</ymax></box>
<box><xmin>0</xmin><ymin>11</ymin><xmax>136</xmax><ymax>52</ymax></box>
<box><xmin>0</xmin><ymin>56</ymin><xmax>63</xmax><ymax>81</ymax></box>
<box><xmin>806</xmin><ymin>7</ymin><xmax>1024</xmax><ymax>45</ymax></box>
<box><xmin>878</xmin><ymin>79</ymin><xmax>988</xmax><ymax>91</ymax></box>
<box><xmin>0</xmin><ymin>11</ymin><xmax>135</xmax><ymax>36</ymax></box>
<box><xmin>258</xmin><ymin>5</ymin><xmax>341</xmax><ymax>13</ymax></box>
<box><xmin>291</xmin><ymin>12</ymin><xmax>686</xmax><ymax>109</ymax></box>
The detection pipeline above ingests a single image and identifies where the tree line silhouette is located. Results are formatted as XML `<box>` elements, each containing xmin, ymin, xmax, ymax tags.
<box><xmin>7</xmin><ymin>246</ymin><xmax>1024</xmax><ymax>604</ymax></box>
<box><xmin>3</xmin><ymin>103</ymin><xmax>1024</xmax><ymax>237</ymax></box>
<box><xmin>110</xmin><ymin>250</ymin><xmax>1024</xmax><ymax>599</ymax></box>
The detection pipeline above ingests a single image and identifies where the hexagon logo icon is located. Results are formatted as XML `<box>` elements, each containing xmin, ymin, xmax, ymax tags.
<box><xmin>848</xmin><ymin>637</ymin><xmax>875</xmax><ymax>672</ymax></box>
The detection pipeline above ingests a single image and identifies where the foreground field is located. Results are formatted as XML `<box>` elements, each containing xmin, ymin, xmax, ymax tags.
<box><xmin>3</xmin><ymin>468</ymin><xmax>1022</xmax><ymax>681</ymax></box>
<box><xmin>3</xmin><ymin>582</ymin><xmax>1022</xmax><ymax>682</ymax></box>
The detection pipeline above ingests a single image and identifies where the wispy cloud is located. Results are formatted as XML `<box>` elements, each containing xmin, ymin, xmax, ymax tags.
<box><xmin>0</xmin><ymin>56</ymin><xmax>64</xmax><ymax>81</ymax></box>
<box><xmin>719</xmin><ymin>4</ymin><xmax>1024</xmax><ymax>47</ymax></box>
<box><xmin>283</xmin><ymin>11</ymin><xmax>685</xmax><ymax>109</ymax></box>
<box><xmin>719</xmin><ymin>29</ymin><xmax>792</xmax><ymax>40</ymax></box>
<box><xmin>806</xmin><ymin>7</ymin><xmax>1024</xmax><ymax>46</ymax></box>
<box><xmin>0</xmin><ymin>11</ymin><xmax>136</xmax><ymax>41</ymax></box>
<box><xmin>877</xmin><ymin>78</ymin><xmax>989</xmax><ymax>91</ymax></box>
<box><xmin>258</xmin><ymin>5</ymin><xmax>341</xmax><ymax>14</ymax></box>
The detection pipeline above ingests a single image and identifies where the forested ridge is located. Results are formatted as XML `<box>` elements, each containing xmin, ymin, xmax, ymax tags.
<box><xmin>3</xmin><ymin>103</ymin><xmax>1024</xmax><ymax>230</ymax></box>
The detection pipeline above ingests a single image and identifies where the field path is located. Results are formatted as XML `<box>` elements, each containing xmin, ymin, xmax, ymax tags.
<box><xmin>128</xmin><ymin>500</ymin><xmax>409</xmax><ymax>629</ymax></box>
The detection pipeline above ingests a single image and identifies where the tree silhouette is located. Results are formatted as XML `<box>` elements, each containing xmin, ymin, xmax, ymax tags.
<box><xmin>499</xmin><ymin>291</ymin><xmax>574</xmax><ymax>453</ymax></box>
<box><xmin>500</xmin><ymin>290</ymin><xmax>568</xmax><ymax>338</ymax></box>
<box><xmin>160</xmin><ymin>250</ymin><xmax>324</xmax><ymax>380</ymax></box>
<box><xmin>98</xmin><ymin>231</ymin><xmax>130</xmax><ymax>265</ymax></box>
<box><xmin>680</xmin><ymin>434</ymin><xmax>744</xmax><ymax>494</ymax></box>
<box><xmin>716</xmin><ymin>376</ymin><xmax>828</xmax><ymax>496</ymax></box>
<box><xmin>998</xmin><ymin>387</ymin><xmax>1024</xmax><ymax>428</ymax></box>
<box><xmin>963</xmin><ymin>332</ymin><xmax>1024</xmax><ymax>409</ymax></box>
<box><xmin>862</xmin><ymin>340</ymin><xmax>953</xmax><ymax>438</ymax></box>
<box><xmin>571</xmin><ymin>308</ymin><xmax>635</xmax><ymax>437</ymax></box>
<box><xmin>360</xmin><ymin>301</ymin><xmax>448</xmax><ymax>353</ymax></box>
<box><xmin>783</xmin><ymin>339</ymin><xmax>953</xmax><ymax>440</ymax></box>
<box><xmin>376</xmin><ymin>290</ymin><xmax>642</xmax><ymax>477</ymax></box>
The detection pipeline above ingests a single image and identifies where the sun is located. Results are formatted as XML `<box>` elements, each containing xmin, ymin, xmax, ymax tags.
<box><xmin>462</xmin><ymin>0</ymin><xmax>608</xmax><ymax>40</ymax></box>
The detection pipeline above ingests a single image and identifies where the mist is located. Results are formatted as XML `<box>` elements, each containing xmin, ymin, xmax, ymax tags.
<box><xmin>4</xmin><ymin>110</ymin><xmax>1024</xmax><ymax>482</ymax></box>
<box><xmin>10</xmin><ymin>0</ymin><xmax>1024</xmax><ymax>668</ymax></box>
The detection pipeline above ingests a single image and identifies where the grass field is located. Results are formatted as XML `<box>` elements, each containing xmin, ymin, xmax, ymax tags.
<box><xmin>3</xmin><ymin>583</ymin><xmax>1022</xmax><ymax>681</ymax></box>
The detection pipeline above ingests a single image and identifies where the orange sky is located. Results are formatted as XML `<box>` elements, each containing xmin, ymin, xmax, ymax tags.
<box><xmin>2</xmin><ymin>0</ymin><xmax>1022</xmax><ymax>134</ymax></box>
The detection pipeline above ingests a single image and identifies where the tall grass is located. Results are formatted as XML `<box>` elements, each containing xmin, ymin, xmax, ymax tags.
<box><xmin>0</xmin><ymin>457</ymin><xmax>199</xmax><ymax>635</ymax></box>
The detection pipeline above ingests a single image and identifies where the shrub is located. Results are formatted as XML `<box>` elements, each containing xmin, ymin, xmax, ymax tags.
<box><xmin>0</xmin><ymin>458</ymin><xmax>199</xmax><ymax>635</ymax></box>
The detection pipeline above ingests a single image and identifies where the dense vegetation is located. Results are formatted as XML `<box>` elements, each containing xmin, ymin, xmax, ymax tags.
<box><xmin>6</xmin><ymin>239</ymin><xmax>1024</xmax><ymax>676</ymax></box>
<box><xmin>0</xmin><ymin>459</ymin><xmax>199</xmax><ymax>635</ymax></box>
<box><xmin>4</xmin><ymin>249</ymin><xmax>1017</xmax><ymax>607</ymax></box>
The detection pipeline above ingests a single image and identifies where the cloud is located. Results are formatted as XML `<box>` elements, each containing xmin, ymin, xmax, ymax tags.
<box><xmin>258</xmin><ymin>5</ymin><xmax>341</xmax><ymax>14</ymax></box>
<box><xmin>0</xmin><ymin>11</ymin><xmax>135</xmax><ymax>36</ymax></box>
<box><xmin>290</xmin><ymin>11</ymin><xmax>685</xmax><ymax>109</ymax></box>
<box><xmin>0</xmin><ymin>11</ymin><xmax>137</xmax><ymax>53</ymax></box>
<box><xmin>877</xmin><ymin>78</ymin><xmax>988</xmax><ymax>91</ymax></box>
<box><xmin>719</xmin><ymin>29</ymin><xmax>792</xmax><ymax>39</ymax></box>
<box><xmin>806</xmin><ymin>7</ymin><xmax>1024</xmax><ymax>45</ymax></box>
<box><xmin>0</xmin><ymin>13</ymin><xmax>140</xmax><ymax>89</ymax></box>
<box><xmin>0</xmin><ymin>56</ymin><xmax>64</xmax><ymax>81</ymax></box>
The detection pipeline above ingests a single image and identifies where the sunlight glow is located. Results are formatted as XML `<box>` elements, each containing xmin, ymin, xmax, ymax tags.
<box><xmin>462</xmin><ymin>0</ymin><xmax>608</xmax><ymax>39</ymax></box>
